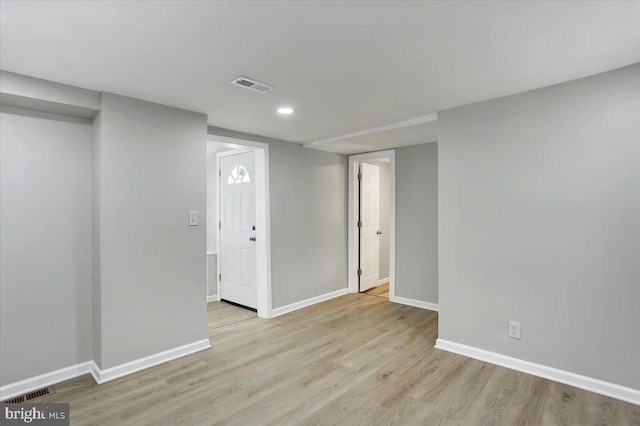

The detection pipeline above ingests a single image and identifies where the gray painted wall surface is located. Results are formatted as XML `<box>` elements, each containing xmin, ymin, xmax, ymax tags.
<box><xmin>0</xmin><ymin>70</ymin><xmax>100</xmax><ymax>110</ymax></box>
<box><xmin>438</xmin><ymin>64</ymin><xmax>640</xmax><ymax>389</ymax></box>
<box><xmin>378</xmin><ymin>162</ymin><xmax>390</xmax><ymax>280</ymax></box>
<box><xmin>206</xmin><ymin>151</ymin><xmax>217</xmax><ymax>254</ymax></box>
<box><xmin>95</xmin><ymin>93</ymin><xmax>208</xmax><ymax>368</ymax></box>
<box><xmin>208</xmin><ymin>127</ymin><xmax>348</xmax><ymax>309</ymax></box>
<box><xmin>0</xmin><ymin>70</ymin><xmax>101</xmax><ymax>119</ymax></box>
<box><xmin>262</xmin><ymin>140</ymin><xmax>348</xmax><ymax>308</ymax></box>
<box><xmin>207</xmin><ymin>254</ymin><xmax>217</xmax><ymax>298</ymax></box>
<box><xmin>395</xmin><ymin>143</ymin><xmax>439</xmax><ymax>303</ymax></box>
<box><xmin>92</xmin><ymin>110</ymin><xmax>102</xmax><ymax>366</ymax></box>
<box><xmin>0</xmin><ymin>110</ymin><xmax>93</xmax><ymax>385</ymax></box>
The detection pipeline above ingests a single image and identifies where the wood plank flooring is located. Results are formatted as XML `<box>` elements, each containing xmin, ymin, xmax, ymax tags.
<box><xmin>207</xmin><ymin>300</ymin><xmax>256</xmax><ymax>332</ymax></box>
<box><xmin>363</xmin><ymin>283</ymin><xmax>390</xmax><ymax>299</ymax></box>
<box><xmin>35</xmin><ymin>294</ymin><xmax>639</xmax><ymax>425</ymax></box>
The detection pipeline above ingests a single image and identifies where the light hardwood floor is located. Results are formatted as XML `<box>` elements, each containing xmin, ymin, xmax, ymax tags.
<box><xmin>363</xmin><ymin>283</ymin><xmax>390</xmax><ymax>299</ymax></box>
<box><xmin>36</xmin><ymin>294</ymin><xmax>639</xmax><ymax>425</ymax></box>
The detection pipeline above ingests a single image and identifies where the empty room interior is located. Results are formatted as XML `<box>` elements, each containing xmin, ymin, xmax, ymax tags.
<box><xmin>0</xmin><ymin>1</ymin><xmax>639</xmax><ymax>424</ymax></box>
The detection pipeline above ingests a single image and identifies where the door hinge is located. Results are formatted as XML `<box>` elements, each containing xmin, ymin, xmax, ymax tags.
<box><xmin>357</xmin><ymin>269</ymin><xmax>362</xmax><ymax>276</ymax></box>
<box><xmin>219</xmin><ymin>273</ymin><xmax>222</xmax><ymax>281</ymax></box>
<box><xmin>219</xmin><ymin>169</ymin><xmax>221</xmax><ymax>177</ymax></box>
<box><xmin>357</xmin><ymin>172</ymin><xmax>362</xmax><ymax>180</ymax></box>
<box><xmin>357</xmin><ymin>221</ymin><xmax>362</xmax><ymax>228</ymax></box>
<box><xmin>218</xmin><ymin>221</ymin><xmax>221</xmax><ymax>229</ymax></box>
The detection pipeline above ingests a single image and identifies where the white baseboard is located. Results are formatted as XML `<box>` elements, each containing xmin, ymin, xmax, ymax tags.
<box><xmin>378</xmin><ymin>278</ymin><xmax>390</xmax><ymax>286</ymax></box>
<box><xmin>271</xmin><ymin>288</ymin><xmax>349</xmax><ymax>318</ymax></box>
<box><xmin>207</xmin><ymin>294</ymin><xmax>220</xmax><ymax>303</ymax></box>
<box><xmin>91</xmin><ymin>339</ymin><xmax>211</xmax><ymax>384</ymax></box>
<box><xmin>435</xmin><ymin>339</ymin><xmax>640</xmax><ymax>405</ymax></box>
<box><xmin>1</xmin><ymin>339</ymin><xmax>212</xmax><ymax>401</ymax></box>
<box><xmin>0</xmin><ymin>361</ymin><xmax>94</xmax><ymax>401</ymax></box>
<box><xmin>393</xmin><ymin>296</ymin><xmax>439</xmax><ymax>312</ymax></box>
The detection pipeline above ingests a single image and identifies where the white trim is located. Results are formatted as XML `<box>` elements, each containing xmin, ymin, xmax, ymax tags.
<box><xmin>378</xmin><ymin>277</ymin><xmax>390</xmax><ymax>286</ymax></box>
<box><xmin>348</xmin><ymin>150</ymin><xmax>396</xmax><ymax>302</ymax></box>
<box><xmin>1</xmin><ymin>340</ymin><xmax>212</xmax><ymax>401</ymax></box>
<box><xmin>0</xmin><ymin>361</ymin><xmax>95</xmax><ymax>401</ymax></box>
<box><xmin>88</xmin><ymin>361</ymin><xmax>100</xmax><ymax>384</ymax></box>
<box><xmin>305</xmin><ymin>113</ymin><xmax>438</xmax><ymax>148</ymax></box>
<box><xmin>435</xmin><ymin>339</ymin><xmax>640</xmax><ymax>405</ymax></box>
<box><xmin>270</xmin><ymin>289</ymin><xmax>349</xmax><ymax>318</ymax></box>
<box><xmin>217</xmin><ymin>148</ymin><xmax>249</xmax><ymax>158</ymax></box>
<box><xmin>394</xmin><ymin>296</ymin><xmax>439</xmax><ymax>312</ymax></box>
<box><xmin>211</xmin><ymin>135</ymin><xmax>272</xmax><ymax>319</ymax></box>
<box><xmin>207</xmin><ymin>294</ymin><xmax>220</xmax><ymax>303</ymax></box>
<box><xmin>91</xmin><ymin>339</ymin><xmax>211</xmax><ymax>384</ymax></box>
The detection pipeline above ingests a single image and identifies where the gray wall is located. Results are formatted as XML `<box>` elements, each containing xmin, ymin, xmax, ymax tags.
<box><xmin>208</xmin><ymin>127</ymin><xmax>348</xmax><ymax>309</ymax></box>
<box><xmin>92</xmin><ymin>110</ymin><xmax>102</xmax><ymax>366</ymax></box>
<box><xmin>438</xmin><ymin>64</ymin><xmax>640</xmax><ymax>389</ymax></box>
<box><xmin>207</xmin><ymin>254</ymin><xmax>217</xmax><ymax>299</ymax></box>
<box><xmin>95</xmin><ymin>93</ymin><xmax>208</xmax><ymax>369</ymax></box>
<box><xmin>379</xmin><ymin>162</ymin><xmax>390</xmax><ymax>280</ymax></box>
<box><xmin>0</xmin><ymin>110</ymin><xmax>93</xmax><ymax>385</ymax></box>
<box><xmin>205</xmin><ymin>145</ymin><xmax>219</xmax><ymax>299</ymax></box>
<box><xmin>395</xmin><ymin>143</ymin><xmax>439</xmax><ymax>303</ymax></box>
<box><xmin>0</xmin><ymin>70</ymin><xmax>100</xmax><ymax>119</ymax></box>
<box><xmin>206</xmin><ymin>152</ymin><xmax>217</xmax><ymax>254</ymax></box>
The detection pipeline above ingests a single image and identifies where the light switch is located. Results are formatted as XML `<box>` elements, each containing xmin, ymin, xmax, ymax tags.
<box><xmin>188</xmin><ymin>211</ymin><xmax>198</xmax><ymax>226</ymax></box>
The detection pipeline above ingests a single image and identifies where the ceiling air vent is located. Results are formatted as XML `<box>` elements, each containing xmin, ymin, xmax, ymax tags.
<box><xmin>230</xmin><ymin>76</ymin><xmax>274</xmax><ymax>94</ymax></box>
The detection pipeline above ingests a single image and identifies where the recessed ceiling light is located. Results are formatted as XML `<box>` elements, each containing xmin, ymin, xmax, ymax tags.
<box><xmin>277</xmin><ymin>107</ymin><xmax>294</xmax><ymax>115</ymax></box>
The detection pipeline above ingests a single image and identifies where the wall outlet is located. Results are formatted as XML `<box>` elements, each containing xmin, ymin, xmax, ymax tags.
<box><xmin>508</xmin><ymin>321</ymin><xmax>521</xmax><ymax>339</ymax></box>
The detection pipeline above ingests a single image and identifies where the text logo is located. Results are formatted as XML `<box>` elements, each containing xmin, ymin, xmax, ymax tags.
<box><xmin>2</xmin><ymin>404</ymin><xmax>69</xmax><ymax>425</ymax></box>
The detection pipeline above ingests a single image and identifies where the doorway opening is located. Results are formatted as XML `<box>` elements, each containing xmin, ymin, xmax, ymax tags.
<box><xmin>348</xmin><ymin>150</ymin><xmax>396</xmax><ymax>301</ymax></box>
<box><xmin>206</xmin><ymin>135</ymin><xmax>272</xmax><ymax>319</ymax></box>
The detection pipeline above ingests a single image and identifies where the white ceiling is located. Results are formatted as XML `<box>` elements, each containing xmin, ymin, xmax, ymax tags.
<box><xmin>1</xmin><ymin>1</ymin><xmax>639</xmax><ymax>154</ymax></box>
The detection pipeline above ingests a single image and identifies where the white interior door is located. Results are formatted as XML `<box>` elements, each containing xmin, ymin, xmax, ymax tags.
<box><xmin>359</xmin><ymin>162</ymin><xmax>380</xmax><ymax>292</ymax></box>
<box><xmin>220</xmin><ymin>152</ymin><xmax>257</xmax><ymax>309</ymax></box>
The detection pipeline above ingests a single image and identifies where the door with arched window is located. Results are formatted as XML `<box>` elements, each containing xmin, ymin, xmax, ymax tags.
<box><xmin>219</xmin><ymin>151</ymin><xmax>257</xmax><ymax>309</ymax></box>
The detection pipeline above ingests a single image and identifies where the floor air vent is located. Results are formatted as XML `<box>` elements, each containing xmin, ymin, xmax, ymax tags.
<box><xmin>3</xmin><ymin>387</ymin><xmax>51</xmax><ymax>403</ymax></box>
<box><xmin>230</xmin><ymin>76</ymin><xmax>274</xmax><ymax>94</ymax></box>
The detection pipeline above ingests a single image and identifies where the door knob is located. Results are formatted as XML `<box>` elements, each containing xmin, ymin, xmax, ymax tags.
<box><xmin>249</xmin><ymin>237</ymin><xmax>256</xmax><ymax>242</ymax></box>
<box><xmin>377</xmin><ymin>230</ymin><xmax>382</xmax><ymax>235</ymax></box>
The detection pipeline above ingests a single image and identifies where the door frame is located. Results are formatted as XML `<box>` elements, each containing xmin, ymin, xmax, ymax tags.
<box><xmin>348</xmin><ymin>150</ymin><xmax>396</xmax><ymax>300</ymax></box>
<box><xmin>213</xmin><ymin>136</ymin><xmax>272</xmax><ymax>319</ymax></box>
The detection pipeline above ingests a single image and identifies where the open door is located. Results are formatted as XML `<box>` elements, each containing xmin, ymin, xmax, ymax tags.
<box><xmin>359</xmin><ymin>162</ymin><xmax>380</xmax><ymax>292</ymax></box>
<box><xmin>219</xmin><ymin>151</ymin><xmax>257</xmax><ymax>309</ymax></box>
